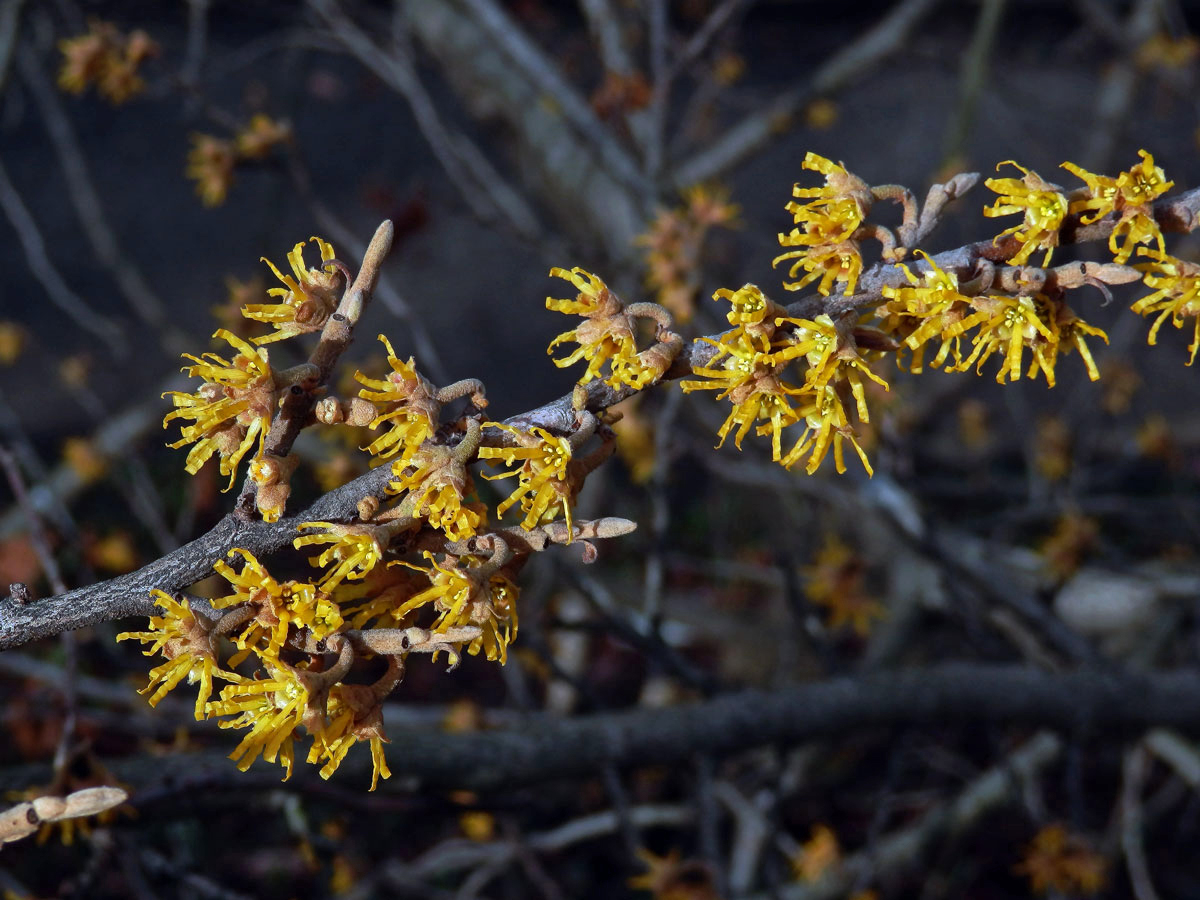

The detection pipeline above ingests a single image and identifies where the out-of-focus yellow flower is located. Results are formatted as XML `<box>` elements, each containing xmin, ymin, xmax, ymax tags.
<box><xmin>58</xmin><ymin>21</ymin><xmax>157</xmax><ymax>104</ymax></box>
<box><xmin>1040</xmin><ymin>511</ymin><xmax>1098</xmax><ymax>580</ymax></box>
<box><xmin>354</xmin><ymin>335</ymin><xmax>438</xmax><ymax>460</ymax></box>
<box><xmin>610</xmin><ymin>396</ymin><xmax>656</xmax><ymax>484</ymax></box>
<box><xmin>1033</xmin><ymin>416</ymin><xmax>1072</xmax><ymax>483</ymax></box>
<box><xmin>712</xmin><ymin>51</ymin><xmax>746</xmax><ymax>85</ymax></box>
<box><xmin>802</xmin><ymin>538</ymin><xmax>884</xmax><ymax>636</ymax></box>
<box><xmin>163</xmin><ymin>329</ymin><xmax>277</xmax><ymax>491</ymax></box>
<box><xmin>803</xmin><ymin>98</ymin><xmax>838</xmax><ymax>130</ymax></box>
<box><xmin>1015</xmin><ymin>824</ymin><xmax>1107</xmax><ymax>896</ymax></box>
<box><xmin>459</xmin><ymin>810</ymin><xmax>496</xmax><ymax>841</ymax></box>
<box><xmin>234</xmin><ymin>114</ymin><xmax>292</xmax><ymax>160</ymax></box>
<box><xmin>1062</xmin><ymin>150</ymin><xmax>1172</xmax><ymax>263</ymax></box>
<box><xmin>546</xmin><ymin>267</ymin><xmax>662</xmax><ymax>389</ymax></box>
<box><xmin>248</xmin><ymin>237</ymin><xmax>342</xmax><ymax>344</ymax></box>
<box><xmin>1133</xmin><ymin>249</ymin><xmax>1200</xmax><ymax>364</ymax></box>
<box><xmin>1136</xmin><ymin>33</ymin><xmax>1200</xmax><ymax>70</ymax></box>
<box><xmin>117</xmin><ymin>589</ymin><xmax>233</xmax><ymax>720</ymax></box>
<box><xmin>62</xmin><ymin>437</ymin><xmax>107</xmax><ymax>484</ymax></box>
<box><xmin>186</xmin><ymin>134</ymin><xmax>236</xmax><ymax>207</ymax></box>
<box><xmin>791</xmin><ymin>823</ymin><xmax>840</xmax><ymax>882</ymax></box>
<box><xmin>479</xmin><ymin>423</ymin><xmax>575</xmax><ymax>534</ymax></box>
<box><xmin>0</xmin><ymin>321</ymin><xmax>24</xmax><ymax>365</ymax></box>
<box><xmin>87</xmin><ymin>531</ymin><xmax>138</xmax><ymax>573</ymax></box>
<box><xmin>629</xmin><ymin>848</ymin><xmax>719</xmax><ymax>900</ymax></box>
<box><xmin>983</xmin><ymin>161</ymin><xmax>1069</xmax><ymax>266</ymax></box>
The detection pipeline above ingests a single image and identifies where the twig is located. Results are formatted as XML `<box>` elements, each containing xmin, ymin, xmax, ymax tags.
<box><xmin>0</xmin><ymin>155</ymin><xmax>127</xmax><ymax>356</ymax></box>
<box><xmin>1120</xmin><ymin>742</ymin><xmax>1161</xmax><ymax>900</ymax></box>
<box><xmin>0</xmin><ymin>0</ymin><xmax>25</xmax><ymax>93</ymax></box>
<box><xmin>673</xmin><ymin>0</ymin><xmax>941</xmax><ymax>186</ymax></box>
<box><xmin>16</xmin><ymin>38</ymin><xmax>176</xmax><ymax>342</ymax></box>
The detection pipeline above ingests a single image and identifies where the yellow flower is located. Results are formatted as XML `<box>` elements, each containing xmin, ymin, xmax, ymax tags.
<box><xmin>546</xmin><ymin>267</ymin><xmax>661</xmax><ymax>389</ymax></box>
<box><xmin>207</xmin><ymin>663</ymin><xmax>312</xmax><ymax>780</ymax></box>
<box><xmin>1133</xmin><ymin>249</ymin><xmax>1200</xmax><ymax>364</ymax></box>
<box><xmin>791</xmin><ymin>823</ymin><xmax>840</xmax><ymax>883</ymax></box>
<box><xmin>211</xmin><ymin>549</ymin><xmax>342</xmax><ymax>664</ymax></box>
<box><xmin>774</xmin><ymin>235</ymin><xmax>864</xmax><ymax>297</ymax></box>
<box><xmin>354</xmin><ymin>335</ymin><xmax>439</xmax><ymax>460</ymax></box>
<box><xmin>880</xmin><ymin>251</ymin><xmax>971</xmax><ymax>372</ymax></box>
<box><xmin>680</xmin><ymin>329</ymin><xmax>806</xmax><ymax>461</ymax></box>
<box><xmin>186</xmin><ymin>134</ymin><xmax>236</xmax><ymax>207</ymax></box>
<box><xmin>1015</xmin><ymin>824</ymin><xmax>1107</xmax><ymax>896</ymax></box>
<box><xmin>802</xmin><ymin>538</ymin><xmax>884</xmax><ymax>636</ymax></box>
<box><xmin>294</xmin><ymin>522</ymin><xmax>384</xmax><ymax>591</ymax></box>
<box><xmin>247</xmin><ymin>237</ymin><xmax>342</xmax><ymax>344</ymax></box>
<box><xmin>390</xmin><ymin>444</ymin><xmax>482</xmax><ymax>541</ymax></box>
<box><xmin>117</xmin><ymin>589</ymin><xmax>234</xmax><ymax>720</ymax></box>
<box><xmin>234</xmin><ymin>114</ymin><xmax>291</xmax><ymax>160</ymax></box>
<box><xmin>947</xmin><ymin>294</ymin><xmax>1057</xmax><ymax>384</ymax></box>
<box><xmin>773</xmin><ymin>153</ymin><xmax>872</xmax><ymax>297</ymax></box>
<box><xmin>712</xmin><ymin>284</ymin><xmax>780</xmax><ymax>327</ymax></box>
<box><xmin>1029</xmin><ymin>299</ymin><xmax>1108</xmax><ymax>386</ymax></box>
<box><xmin>163</xmin><ymin>329</ymin><xmax>277</xmax><ymax>491</ymax></box>
<box><xmin>782</xmin><ymin>386</ymin><xmax>874</xmax><ymax>476</ymax></box>
<box><xmin>0</xmin><ymin>320</ymin><xmax>24</xmax><ymax>365</ymax></box>
<box><xmin>478</xmin><ymin>423</ymin><xmax>575</xmax><ymax>534</ymax></box>
<box><xmin>983</xmin><ymin>161</ymin><xmax>1068</xmax><ymax>266</ymax></box>
<box><xmin>1062</xmin><ymin>150</ymin><xmax>1172</xmax><ymax>263</ymax></box>
<box><xmin>393</xmin><ymin>553</ymin><xmax>519</xmax><ymax>663</ymax></box>
<box><xmin>310</xmin><ymin>682</ymin><xmax>392</xmax><ymax>791</ymax></box>
<box><xmin>58</xmin><ymin>21</ymin><xmax>156</xmax><ymax>104</ymax></box>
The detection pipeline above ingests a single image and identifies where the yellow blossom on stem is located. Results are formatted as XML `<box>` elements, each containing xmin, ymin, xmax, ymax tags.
<box><xmin>390</xmin><ymin>443</ymin><xmax>483</xmax><ymax>541</ymax></box>
<box><xmin>782</xmin><ymin>386</ymin><xmax>874</xmax><ymax>477</ymax></box>
<box><xmin>546</xmin><ymin>267</ymin><xmax>662</xmax><ymax>389</ymax></box>
<box><xmin>983</xmin><ymin>161</ymin><xmax>1068</xmax><ymax>266</ymax></box>
<box><xmin>478</xmin><ymin>423</ymin><xmax>575</xmax><ymax>533</ymax></box>
<box><xmin>880</xmin><ymin>251</ymin><xmax>971</xmax><ymax>372</ymax></box>
<box><xmin>117</xmin><ymin>589</ymin><xmax>234</xmax><ymax>720</ymax></box>
<box><xmin>712</xmin><ymin>284</ymin><xmax>782</xmax><ymax>327</ymax></box>
<box><xmin>1029</xmin><ymin>299</ymin><xmax>1108</xmax><ymax>386</ymax></box>
<box><xmin>1133</xmin><ymin>249</ymin><xmax>1200</xmax><ymax>364</ymax></box>
<box><xmin>948</xmin><ymin>295</ymin><xmax>1057</xmax><ymax>384</ymax></box>
<box><xmin>294</xmin><ymin>522</ymin><xmax>384</xmax><ymax>591</ymax></box>
<box><xmin>354</xmin><ymin>335</ymin><xmax>439</xmax><ymax>460</ymax></box>
<box><xmin>774</xmin><ymin>236</ymin><xmax>863</xmax><ymax>297</ymax></box>
<box><xmin>211</xmin><ymin>549</ymin><xmax>342</xmax><ymax>664</ymax></box>
<box><xmin>785</xmin><ymin>152</ymin><xmax>872</xmax><ymax>240</ymax></box>
<box><xmin>1062</xmin><ymin>150</ymin><xmax>1172</xmax><ymax>263</ymax></box>
<box><xmin>207</xmin><ymin>662</ymin><xmax>312</xmax><ymax>780</ymax></box>
<box><xmin>680</xmin><ymin>329</ymin><xmax>805</xmax><ymax>461</ymax></box>
<box><xmin>247</xmin><ymin>237</ymin><xmax>342</xmax><ymax>344</ymax></box>
<box><xmin>311</xmin><ymin>682</ymin><xmax>392</xmax><ymax>791</ymax></box>
<box><xmin>393</xmin><ymin>552</ymin><xmax>519</xmax><ymax>663</ymax></box>
<box><xmin>162</xmin><ymin>329</ymin><xmax>276</xmax><ymax>491</ymax></box>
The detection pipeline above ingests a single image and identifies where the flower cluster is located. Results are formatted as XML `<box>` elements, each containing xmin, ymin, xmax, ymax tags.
<box><xmin>773</xmin><ymin>152</ymin><xmax>874</xmax><ymax>296</ymax></box>
<box><xmin>681</xmin><ymin>284</ymin><xmax>887</xmax><ymax>475</ymax></box>
<box><xmin>58</xmin><ymin>20</ymin><xmax>157</xmax><ymax>104</ymax></box>
<box><xmin>1134</xmin><ymin>248</ymin><xmax>1200</xmax><ymax>364</ymax></box>
<box><xmin>479</xmin><ymin>423</ymin><xmax>577</xmax><ymax>534</ymax></box>
<box><xmin>983</xmin><ymin>161</ymin><xmax>1068</xmax><ymax>266</ymax></box>
<box><xmin>248</xmin><ymin>237</ymin><xmax>341</xmax><ymax>344</ymax></box>
<box><xmin>162</xmin><ymin>329</ymin><xmax>278</xmax><ymax>491</ymax></box>
<box><xmin>638</xmin><ymin>184</ymin><xmax>740</xmax><ymax>322</ymax></box>
<box><xmin>354</xmin><ymin>335</ymin><xmax>440</xmax><ymax>461</ymax></box>
<box><xmin>186</xmin><ymin>115</ymin><xmax>292</xmax><ymax>206</ymax></box>
<box><xmin>546</xmin><ymin>267</ymin><xmax>678</xmax><ymax>390</ymax></box>
<box><xmin>881</xmin><ymin>254</ymin><xmax>1107</xmax><ymax>386</ymax></box>
<box><xmin>1062</xmin><ymin>149</ymin><xmax>1171</xmax><ymax>264</ymax></box>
